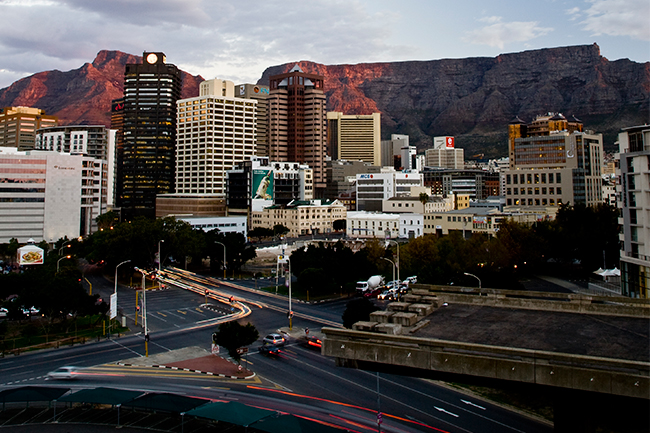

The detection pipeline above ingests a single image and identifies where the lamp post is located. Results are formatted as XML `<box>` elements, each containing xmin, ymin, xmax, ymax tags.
<box><xmin>214</xmin><ymin>241</ymin><xmax>226</xmax><ymax>279</ymax></box>
<box><xmin>381</xmin><ymin>257</ymin><xmax>396</xmax><ymax>286</ymax></box>
<box><xmin>385</xmin><ymin>239</ymin><xmax>400</xmax><ymax>283</ymax></box>
<box><xmin>158</xmin><ymin>240</ymin><xmax>164</xmax><ymax>273</ymax></box>
<box><xmin>59</xmin><ymin>242</ymin><xmax>71</xmax><ymax>256</ymax></box>
<box><xmin>287</xmin><ymin>256</ymin><xmax>292</xmax><ymax>330</ymax></box>
<box><xmin>464</xmin><ymin>272</ymin><xmax>481</xmax><ymax>289</ymax></box>
<box><xmin>134</xmin><ymin>267</ymin><xmax>150</xmax><ymax>357</ymax></box>
<box><xmin>57</xmin><ymin>255</ymin><xmax>71</xmax><ymax>273</ymax></box>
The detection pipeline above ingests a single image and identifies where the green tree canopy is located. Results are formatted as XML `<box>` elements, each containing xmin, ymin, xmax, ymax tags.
<box><xmin>214</xmin><ymin>321</ymin><xmax>259</xmax><ymax>361</ymax></box>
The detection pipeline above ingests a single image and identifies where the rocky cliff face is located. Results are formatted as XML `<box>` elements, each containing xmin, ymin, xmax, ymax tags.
<box><xmin>0</xmin><ymin>45</ymin><xmax>647</xmax><ymax>157</ymax></box>
<box><xmin>0</xmin><ymin>50</ymin><xmax>203</xmax><ymax>127</ymax></box>
<box><xmin>260</xmin><ymin>44</ymin><xmax>649</xmax><ymax>155</ymax></box>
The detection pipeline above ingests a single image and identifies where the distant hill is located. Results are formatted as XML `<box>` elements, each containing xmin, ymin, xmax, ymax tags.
<box><xmin>0</xmin><ymin>50</ymin><xmax>203</xmax><ymax>126</ymax></box>
<box><xmin>1</xmin><ymin>44</ymin><xmax>648</xmax><ymax>157</ymax></box>
<box><xmin>260</xmin><ymin>44</ymin><xmax>649</xmax><ymax>156</ymax></box>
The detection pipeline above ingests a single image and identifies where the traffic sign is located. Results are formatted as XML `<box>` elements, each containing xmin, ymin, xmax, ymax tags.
<box><xmin>377</xmin><ymin>412</ymin><xmax>383</xmax><ymax>424</ymax></box>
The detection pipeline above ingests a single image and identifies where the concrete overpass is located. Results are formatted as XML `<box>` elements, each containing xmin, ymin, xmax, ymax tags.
<box><xmin>322</xmin><ymin>285</ymin><xmax>649</xmax><ymax>432</ymax></box>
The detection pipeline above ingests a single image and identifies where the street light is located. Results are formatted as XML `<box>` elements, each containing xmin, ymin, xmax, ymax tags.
<box><xmin>381</xmin><ymin>257</ymin><xmax>396</xmax><ymax>286</ymax></box>
<box><xmin>464</xmin><ymin>272</ymin><xmax>481</xmax><ymax>289</ymax></box>
<box><xmin>214</xmin><ymin>241</ymin><xmax>226</xmax><ymax>279</ymax></box>
<box><xmin>115</xmin><ymin>260</ymin><xmax>131</xmax><ymax>295</ymax></box>
<box><xmin>134</xmin><ymin>267</ymin><xmax>150</xmax><ymax>357</ymax></box>
<box><xmin>385</xmin><ymin>239</ymin><xmax>400</xmax><ymax>283</ymax></box>
<box><xmin>278</xmin><ymin>254</ymin><xmax>293</xmax><ymax>330</ymax></box>
<box><xmin>59</xmin><ymin>241</ymin><xmax>71</xmax><ymax>256</ymax></box>
<box><xmin>158</xmin><ymin>239</ymin><xmax>164</xmax><ymax>273</ymax></box>
<box><xmin>57</xmin><ymin>255</ymin><xmax>71</xmax><ymax>273</ymax></box>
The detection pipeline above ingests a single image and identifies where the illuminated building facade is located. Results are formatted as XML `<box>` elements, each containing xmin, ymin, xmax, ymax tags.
<box><xmin>0</xmin><ymin>107</ymin><xmax>58</xmax><ymax>151</ymax></box>
<box><xmin>117</xmin><ymin>52</ymin><xmax>181</xmax><ymax>220</ymax></box>
<box><xmin>327</xmin><ymin>112</ymin><xmax>381</xmax><ymax>166</ymax></box>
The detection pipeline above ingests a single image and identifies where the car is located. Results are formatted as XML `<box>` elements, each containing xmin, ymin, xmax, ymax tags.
<box><xmin>258</xmin><ymin>343</ymin><xmax>281</xmax><ymax>356</ymax></box>
<box><xmin>21</xmin><ymin>306</ymin><xmax>40</xmax><ymax>316</ymax></box>
<box><xmin>46</xmin><ymin>366</ymin><xmax>80</xmax><ymax>380</ymax></box>
<box><xmin>377</xmin><ymin>290</ymin><xmax>394</xmax><ymax>300</ymax></box>
<box><xmin>263</xmin><ymin>333</ymin><xmax>286</xmax><ymax>346</ymax></box>
<box><xmin>305</xmin><ymin>335</ymin><xmax>322</xmax><ymax>349</ymax></box>
<box><xmin>363</xmin><ymin>287</ymin><xmax>382</xmax><ymax>298</ymax></box>
<box><xmin>404</xmin><ymin>276</ymin><xmax>417</xmax><ymax>284</ymax></box>
<box><xmin>0</xmin><ymin>308</ymin><xmax>7</xmax><ymax>317</ymax></box>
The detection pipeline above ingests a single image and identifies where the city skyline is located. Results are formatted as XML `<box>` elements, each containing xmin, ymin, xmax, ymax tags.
<box><xmin>0</xmin><ymin>0</ymin><xmax>648</xmax><ymax>90</ymax></box>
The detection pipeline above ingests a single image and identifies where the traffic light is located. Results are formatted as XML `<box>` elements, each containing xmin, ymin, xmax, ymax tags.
<box><xmin>229</xmin><ymin>296</ymin><xmax>234</xmax><ymax>303</ymax></box>
<box><xmin>287</xmin><ymin>311</ymin><xmax>293</xmax><ymax>319</ymax></box>
<box><xmin>212</xmin><ymin>332</ymin><xmax>217</xmax><ymax>344</ymax></box>
<box><xmin>145</xmin><ymin>334</ymin><xmax>150</xmax><ymax>342</ymax></box>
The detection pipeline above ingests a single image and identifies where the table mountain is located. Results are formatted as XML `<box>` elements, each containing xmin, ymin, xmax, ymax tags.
<box><xmin>0</xmin><ymin>50</ymin><xmax>203</xmax><ymax>127</ymax></box>
<box><xmin>259</xmin><ymin>43</ymin><xmax>649</xmax><ymax>156</ymax></box>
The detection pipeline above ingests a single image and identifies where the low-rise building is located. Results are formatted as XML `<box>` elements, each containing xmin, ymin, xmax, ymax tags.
<box><xmin>356</xmin><ymin>169</ymin><xmax>422</xmax><ymax>211</ymax></box>
<box><xmin>346</xmin><ymin>211</ymin><xmax>400</xmax><ymax>239</ymax></box>
<box><xmin>178</xmin><ymin>216</ymin><xmax>247</xmax><ymax>237</ymax></box>
<box><xmin>423</xmin><ymin>208</ymin><xmax>551</xmax><ymax>238</ymax></box>
<box><xmin>251</xmin><ymin>199</ymin><xmax>346</xmax><ymax>237</ymax></box>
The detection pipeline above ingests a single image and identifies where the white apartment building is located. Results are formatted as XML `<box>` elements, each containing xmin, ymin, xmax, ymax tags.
<box><xmin>425</xmin><ymin>136</ymin><xmax>464</xmax><ymax>169</ymax></box>
<box><xmin>35</xmin><ymin>125</ymin><xmax>117</xmax><ymax>206</ymax></box>
<box><xmin>347</xmin><ymin>211</ymin><xmax>400</xmax><ymax>239</ymax></box>
<box><xmin>0</xmin><ymin>148</ymin><xmax>108</xmax><ymax>243</ymax></box>
<box><xmin>176</xmin><ymin>79</ymin><xmax>257</xmax><ymax>198</ymax></box>
<box><xmin>250</xmin><ymin>199</ymin><xmax>346</xmax><ymax>237</ymax></box>
<box><xmin>179</xmin><ymin>216</ymin><xmax>247</xmax><ymax>237</ymax></box>
<box><xmin>399</xmin><ymin>213</ymin><xmax>424</xmax><ymax>239</ymax></box>
<box><xmin>617</xmin><ymin>125</ymin><xmax>650</xmax><ymax>299</ymax></box>
<box><xmin>356</xmin><ymin>169</ymin><xmax>423</xmax><ymax>211</ymax></box>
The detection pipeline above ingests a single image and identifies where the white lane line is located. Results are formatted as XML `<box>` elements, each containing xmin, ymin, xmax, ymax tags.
<box><xmin>461</xmin><ymin>399</ymin><xmax>486</xmax><ymax>410</ymax></box>
<box><xmin>434</xmin><ymin>406</ymin><xmax>459</xmax><ymax>418</ymax></box>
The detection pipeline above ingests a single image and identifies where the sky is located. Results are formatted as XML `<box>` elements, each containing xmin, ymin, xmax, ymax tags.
<box><xmin>0</xmin><ymin>0</ymin><xmax>648</xmax><ymax>90</ymax></box>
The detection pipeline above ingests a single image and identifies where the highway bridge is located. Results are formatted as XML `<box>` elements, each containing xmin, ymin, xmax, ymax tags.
<box><xmin>322</xmin><ymin>285</ymin><xmax>650</xmax><ymax>432</ymax></box>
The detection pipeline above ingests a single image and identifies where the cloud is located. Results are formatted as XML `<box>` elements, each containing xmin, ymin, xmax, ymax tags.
<box><xmin>580</xmin><ymin>0</ymin><xmax>650</xmax><ymax>41</ymax></box>
<box><xmin>566</xmin><ymin>7</ymin><xmax>581</xmax><ymax>21</ymax></box>
<box><xmin>463</xmin><ymin>17</ymin><xmax>554</xmax><ymax>49</ymax></box>
<box><xmin>0</xmin><ymin>0</ymin><xmax>406</xmax><ymax>89</ymax></box>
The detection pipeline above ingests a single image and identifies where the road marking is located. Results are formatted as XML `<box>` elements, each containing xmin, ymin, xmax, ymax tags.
<box><xmin>157</xmin><ymin>312</ymin><xmax>167</xmax><ymax>317</ymax></box>
<box><xmin>177</xmin><ymin>310</ymin><xmax>187</xmax><ymax>315</ymax></box>
<box><xmin>434</xmin><ymin>406</ymin><xmax>459</xmax><ymax>418</ymax></box>
<box><xmin>195</xmin><ymin>308</ymin><xmax>204</xmax><ymax>313</ymax></box>
<box><xmin>461</xmin><ymin>399</ymin><xmax>486</xmax><ymax>410</ymax></box>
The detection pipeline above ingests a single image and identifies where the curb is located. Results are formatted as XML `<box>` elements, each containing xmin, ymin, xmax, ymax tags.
<box><xmin>116</xmin><ymin>362</ymin><xmax>256</xmax><ymax>380</ymax></box>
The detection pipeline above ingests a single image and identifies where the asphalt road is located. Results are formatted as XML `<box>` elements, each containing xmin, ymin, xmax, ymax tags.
<box><xmin>0</xmin><ymin>266</ymin><xmax>553</xmax><ymax>433</ymax></box>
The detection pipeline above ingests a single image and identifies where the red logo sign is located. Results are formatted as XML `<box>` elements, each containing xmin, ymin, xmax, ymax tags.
<box><xmin>446</xmin><ymin>137</ymin><xmax>455</xmax><ymax>148</ymax></box>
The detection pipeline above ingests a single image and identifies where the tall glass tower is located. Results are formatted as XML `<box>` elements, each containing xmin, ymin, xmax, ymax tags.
<box><xmin>117</xmin><ymin>52</ymin><xmax>182</xmax><ymax>220</ymax></box>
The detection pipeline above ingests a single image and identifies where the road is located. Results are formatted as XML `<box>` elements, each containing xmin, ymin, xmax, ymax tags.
<box><xmin>0</xmin><ymin>266</ymin><xmax>552</xmax><ymax>433</ymax></box>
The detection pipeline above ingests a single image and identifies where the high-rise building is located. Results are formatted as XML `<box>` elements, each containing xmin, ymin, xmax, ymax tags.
<box><xmin>503</xmin><ymin>114</ymin><xmax>603</xmax><ymax>208</ymax></box>
<box><xmin>34</xmin><ymin>125</ymin><xmax>117</xmax><ymax>206</ymax></box>
<box><xmin>617</xmin><ymin>125</ymin><xmax>649</xmax><ymax>299</ymax></box>
<box><xmin>268</xmin><ymin>65</ymin><xmax>327</xmax><ymax>195</ymax></box>
<box><xmin>327</xmin><ymin>112</ymin><xmax>381</xmax><ymax>165</ymax></box>
<box><xmin>0</xmin><ymin>107</ymin><xmax>58</xmax><ymax>150</ymax></box>
<box><xmin>175</xmin><ymin>78</ymin><xmax>257</xmax><ymax>198</ymax></box>
<box><xmin>117</xmin><ymin>52</ymin><xmax>181</xmax><ymax>220</ymax></box>
<box><xmin>425</xmin><ymin>136</ymin><xmax>464</xmax><ymax>169</ymax></box>
<box><xmin>381</xmin><ymin>134</ymin><xmax>415</xmax><ymax>169</ymax></box>
<box><xmin>236</xmin><ymin>83</ymin><xmax>270</xmax><ymax>157</ymax></box>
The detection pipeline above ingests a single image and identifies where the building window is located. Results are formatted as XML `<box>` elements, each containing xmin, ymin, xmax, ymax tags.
<box><xmin>506</xmin><ymin>174</ymin><xmax>511</xmax><ymax>184</ymax></box>
<box><xmin>541</xmin><ymin>173</ymin><xmax>546</xmax><ymax>183</ymax></box>
<box><xmin>556</xmin><ymin>173</ymin><xmax>561</xmax><ymax>183</ymax></box>
<box><xmin>549</xmin><ymin>173</ymin><xmax>554</xmax><ymax>183</ymax></box>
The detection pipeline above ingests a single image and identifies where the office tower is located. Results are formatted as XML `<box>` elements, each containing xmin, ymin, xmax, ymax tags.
<box><xmin>425</xmin><ymin>136</ymin><xmax>464</xmax><ymax>169</ymax></box>
<box><xmin>0</xmin><ymin>148</ymin><xmax>108</xmax><ymax>243</ymax></box>
<box><xmin>236</xmin><ymin>83</ymin><xmax>270</xmax><ymax>157</ymax></box>
<box><xmin>176</xmin><ymin>78</ymin><xmax>257</xmax><ymax>198</ymax></box>
<box><xmin>117</xmin><ymin>52</ymin><xmax>181</xmax><ymax>220</ymax></box>
<box><xmin>381</xmin><ymin>134</ymin><xmax>412</xmax><ymax>168</ymax></box>
<box><xmin>327</xmin><ymin>112</ymin><xmax>381</xmax><ymax>165</ymax></box>
<box><xmin>617</xmin><ymin>125</ymin><xmax>649</xmax><ymax>298</ymax></box>
<box><xmin>0</xmin><ymin>106</ymin><xmax>58</xmax><ymax>150</ymax></box>
<box><xmin>503</xmin><ymin>113</ymin><xmax>602</xmax><ymax>208</ymax></box>
<box><xmin>268</xmin><ymin>65</ymin><xmax>327</xmax><ymax>195</ymax></box>
<box><xmin>34</xmin><ymin>125</ymin><xmax>117</xmax><ymax>206</ymax></box>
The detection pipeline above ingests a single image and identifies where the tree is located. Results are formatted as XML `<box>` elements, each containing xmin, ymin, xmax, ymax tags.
<box><xmin>248</xmin><ymin>227</ymin><xmax>273</xmax><ymax>242</ymax></box>
<box><xmin>342</xmin><ymin>298</ymin><xmax>379</xmax><ymax>328</ymax></box>
<box><xmin>214</xmin><ymin>321</ymin><xmax>259</xmax><ymax>361</ymax></box>
<box><xmin>273</xmin><ymin>224</ymin><xmax>289</xmax><ymax>238</ymax></box>
<box><xmin>419</xmin><ymin>192</ymin><xmax>429</xmax><ymax>207</ymax></box>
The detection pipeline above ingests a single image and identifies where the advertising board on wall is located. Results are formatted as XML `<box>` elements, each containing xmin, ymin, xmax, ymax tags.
<box><xmin>17</xmin><ymin>245</ymin><xmax>44</xmax><ymax>265</ymax></box>
<box><xmin>251</xmin><ymin>169</ymin><xmax>274</xmax><ymax>212</ymax></box>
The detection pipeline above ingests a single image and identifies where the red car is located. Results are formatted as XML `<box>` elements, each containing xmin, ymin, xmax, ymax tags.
<box><xmin>363</xmin><ymin>287</ymin><xmax>382</xmax><ymax>298</ymax></box>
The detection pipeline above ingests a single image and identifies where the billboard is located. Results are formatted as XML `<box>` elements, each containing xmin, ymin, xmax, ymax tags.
<box><xmin>445</xmin><ymin>137</ymin><xmax>455</xmax><ymax>148</ymax></box>
<box><xmin>17</xmin><ymin>245</ymin><xmax>44</xmax><ymax>265</ymax></box>
<box><xmin>251</xmin><ymin>169</ymin><xmax>273</xmax><ymax>212</ymax></box>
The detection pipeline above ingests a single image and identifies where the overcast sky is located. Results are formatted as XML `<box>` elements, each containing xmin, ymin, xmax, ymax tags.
<box><xmin>0</xmin><ymin>0</ymin><xmax>648</xmax><ymax>89</ymax></box>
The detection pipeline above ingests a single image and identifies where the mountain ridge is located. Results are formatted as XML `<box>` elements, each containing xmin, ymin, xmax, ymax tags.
<box><xmin>1</xmin><ymin>44</ymin><xmax>648</xmax><ymax>157</ymax></box>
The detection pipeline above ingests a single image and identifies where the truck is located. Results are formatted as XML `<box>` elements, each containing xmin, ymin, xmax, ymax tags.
<box><xmin>356</xmin><ymin>275</ymin><xmax>385</xmax><ymax>294</ymax></box>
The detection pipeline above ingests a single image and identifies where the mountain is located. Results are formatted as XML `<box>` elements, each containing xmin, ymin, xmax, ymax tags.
<box><xmin>259</xmin><ymin>44</ymin><xmax>649</xmax><ymax>156</ymax></box>
<box><xmin>0</xmin><ymin>44</ymin><xmax>648</xmax><ymax>157</ymax></box>
<box><xmin>0</xmin><ymin>50</ymin><xmax>203</xmax><ymax>126</ymax></box>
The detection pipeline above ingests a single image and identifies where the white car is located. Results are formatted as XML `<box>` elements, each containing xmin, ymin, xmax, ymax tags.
<box><xmin>263</xmin><ymin>333</ymin><xmax>286</xmax><ymax>346</ymax></box>
<box><xmin>404</xmin><ymin>276</ymin><xmax>418</xmax><ymax>284</ymax></box>
<box><xmin>0</xmin><ymin>308</ymin><xmax>7</xmax><ymax>317</ymax></box>
<box><xmin>47</xmin><ymin>366</ymin><xmax>80</xmax><ymax>380</ymax></box>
